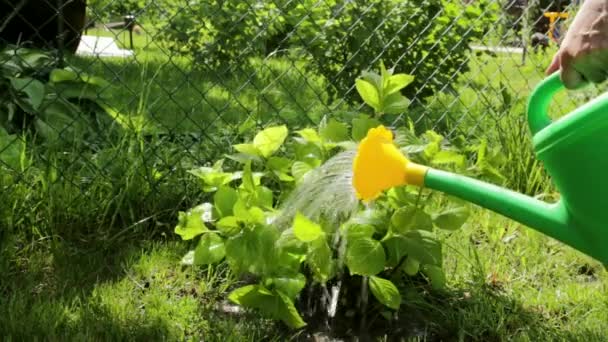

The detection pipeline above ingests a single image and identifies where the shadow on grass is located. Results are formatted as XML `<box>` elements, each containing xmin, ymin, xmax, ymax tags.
<box><xmin>0</xmin><ymin>237</ymin><xmax>280</xmax><ymax>341</ymax></box>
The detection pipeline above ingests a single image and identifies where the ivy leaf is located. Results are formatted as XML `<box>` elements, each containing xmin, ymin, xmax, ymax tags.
<box><xmin>391</xmin><ymin>207</ymin><xmax>433</xmax><ymax>233</ymax></box>
<box><xmin>319</xmin><ymin>119</ymin><xmax>349</xmax><ymax>142</ymax></box>
<box><xmin>369</xmin><ymin>276</ymin><xmax>401</xmax><ymax>310</ymax></box>
<box><xmin>432</xmin><ymin>206</ymin><xmax>470</xmax><ymax>231</ymax></box>
<box><xmin>267</xmin><ymin>273</ymin><xmax>306</xmax><ymax>299</ymax></box>
<box><xmin>214</xmin><ymin>186</ymin><xmax>238</xmax><ymax>218</ymax></box>
<box><xmin>194</xmin><ymin>233</ymin><xmax>226</xmax><ymax>265</ymax></box>
<box><xmin>253</xmin><ymin>125</ymin><xmax>288</xmax><ymax>158</ymax></box>
<box><xmin>293</xmin><ymin>212</ymin><xmax>324</xmax><ymax>242</ymax></box>
<box><xmin>174</xmin><ymin>207</ymin><xmax>209</xmax><ymax>240</ymax></box>
<box><xmin>351</xmin><ymin>115</ymin><xmax>381</xmax><ymax>141</ymax></box>
<box><xmin>355</xmin><ymin>78</ymin><xmax>380</xmax><ymax>111</ymax></box>
<box><xmin>346</xmin><ymin>238</ymin><xmax>386</xmax><ymax>276</ymax></box>
<box><xmin>385</xmin><ymin>74</ymin><xmax>414</xmax><ymax>95</ymax></box>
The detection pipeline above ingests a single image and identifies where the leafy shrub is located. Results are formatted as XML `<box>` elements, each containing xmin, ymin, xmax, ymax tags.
<box><xmin>299</xmin><ymin>0</ymin><xmax>500</xmax><ymax>103</ymax></box>
<box><xmin>0</xmin><ymin>46</ymin><xmax>118</xmax><ymax>145</ymax></box>
<box><xmin>174</xmin><ymin>65</ymin><xmax>478</xmax><ymax>331</ymax></box>
<box><xmin>157</xmin><ymin>0</ymin><xmax>499</xmax><ymax>104</ymax></box>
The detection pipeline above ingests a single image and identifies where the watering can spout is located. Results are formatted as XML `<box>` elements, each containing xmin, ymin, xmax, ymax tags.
<box><xmin>352</xmin><ymin>125</ymin><xmax>585</xmax><ymax>257</ymax></box>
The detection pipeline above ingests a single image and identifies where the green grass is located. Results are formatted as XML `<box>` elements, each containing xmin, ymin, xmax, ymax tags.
<box><xmin>71</xmin><ymin>28</ymin><xmax>333</xmax><ymax>135</ymax></box>
<box><xmin>2</xmin><ymin>32</ymin><xmax>608</xmax><ymax>340</ymax></box>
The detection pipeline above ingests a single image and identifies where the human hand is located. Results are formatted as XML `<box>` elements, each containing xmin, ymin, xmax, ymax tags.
<box><xmin>546</xmin><ymin>0</ymin><xmax>608</xmax><ymax>89</ymax></box>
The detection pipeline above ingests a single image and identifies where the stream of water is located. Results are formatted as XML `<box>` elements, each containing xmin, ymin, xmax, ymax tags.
<box><xmin>272</xmin><ymin>149</ymin><xmax>361</xmax><ymax>231</ymax></box>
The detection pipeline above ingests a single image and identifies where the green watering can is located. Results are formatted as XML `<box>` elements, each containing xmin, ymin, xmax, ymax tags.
<box><xmin>353</xmin><ymin>72</ymin><xmax>608</xmax><ymax>266</ymax></box>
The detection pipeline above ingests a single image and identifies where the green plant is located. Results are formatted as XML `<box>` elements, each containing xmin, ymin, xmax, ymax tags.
<box><xmin>175</xmin><ymin>65</ymin><xmax>474</xmax><ymax>331</ymax></box>
<box><xmin>0</xmin><ymin>46</ymin><xmax>118</xmax><ymax>145</ymax></box>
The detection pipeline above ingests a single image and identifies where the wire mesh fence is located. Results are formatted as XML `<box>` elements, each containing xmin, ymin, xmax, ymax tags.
<box><xmin>0</xmin><ymin>0</ymin><xmax>600</xmax><ymax>237</ymax></box>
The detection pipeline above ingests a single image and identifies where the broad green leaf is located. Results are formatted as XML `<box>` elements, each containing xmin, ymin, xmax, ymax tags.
<box><xmin>293</xmin><ymin>212</ymin><xmax>324</xmax><ymax>242</ymax></box>
<box><xmin>387</xmin><ymin>187</ymin><xmax>418</xmax><ymax>208</ymax></box>
<box><xmin>432</xmin><ymin>206</ymin><xmax>470</xmax><ymax>231</ymax></box>
<box><xmin>216</xmin><ymin>216</ymin><xmax>241</xmax><ymax>235</ymax></box>
<box><xmin>0</xmin><ymin>130</ymin><xmax>25</xmax><ymax>171</ymax></box>
<box><xmin>422</xmin><ymin>265</ymin><xmax>446</xmax><ymax>290</ymax></box>
<box><xmin>10</xmin><ymin>77</ymin><xmax>45</xmax><ymax>110</ymax></box>
<box><xmin>276</xmin><ymin>291</ymin><xmax>307</xmax><ymax>329</ymax></box>
<box><xmin>351</xmin><ymin>115</ymin><xmax>381</xmax><ymax>141</ymax></box>
<box><xmin>291</xmin><ymin>161</ymin><xmax>312</xmax><ymax>182</ymax></box>
<box><xmin>293</xmin><ymin>141</ymin><xmax>323</xmax><ymax>166</ymax></box>
<box><xmin>432</xmin><ymin>150</ymin><xmax>465</xmax><ymax>167</ymax></box>
<box><xmin>346</xmin><ymin>238</ymin><xmax>386</xmax><ymax>276</ymax></box>
<box><xmin>254</xmin><ymin>186</ymin><xmax>274</xmax><ymax>209</ymax></box>
<box><xmin>308</xmin><ymin>238</ymin><xmax>334</xmax><ymax>283</ymax></box>
<box><xmin>253</xmin><ymin>125</ymin><xmax>288</xmax><ymax>158</ymax></box>
<box><xmin>188</xmin><ymin>167</ymin><xmax>236</xmax><ymax>192</ymax></box>
<box><xmin>49</xmin><ymin>68</ymin><xmax>109</xmax><ymax>87</ymax></box>
<box><xmin>383</xmin><ymin>92</ymin><xmax>411</xmax><ymax>115</ymax></box>
<box><xmin>20</xmin><ymin>51</ymin><xmax>51</xmax><ymax>68</ymax></box>
<box><xmin>232</xmin><ymin>199</ymin><xmax>250</xmax><ymax>221</ymax></box>
<box><xmin>268</xmin><ymin>157</ymin><xmax>293</xmax><ymax>182</ymax></box>
<box><xmin>234</xmin><ymin>143</ymin><xmax>261</xmax><ymax>157</ymax></box>
<box><xmin>385</xmin><ymin>74</ymin><xmax>415</xmax><ymax>95</ymax></box>
<box><xmin>241</xmin><ymin>161</ymin><xmax>256</xmax><ymax>193</ymax></box>
<box><xmin>391</xmin><ymin>207</ymin><xmax>433</xmax><ymax>233</ymax></box>
<box><xmin>343</xmin><ymin>223</ymin><xmax>375</xmax><ymax>242</ymax></box>
<box><xmin>267</xmin><ymin>273</ymin><xmax>306</xmax><ymax>299</ymax></box>
<box><xmin>402</xmin><ymin>257</ymin><xmax>420</xmax><ymax>276</ymax></box>
<box><xmin>360</xmin><ymin>70</ymin><xmax>383</xmax><ymax>91</ymax></box>
<box><xmin>180</xmin><ymin>250</ymin><xmax>195</xmax><ymax>265</ymax></box>
<box><xmin>194</xmin><ymin>233</ymin><xmax>226</xmax><ymax>265</ymax></box>
<box><xmin>355</xmin><ymin>78</ymin><xmax>380</xmax><ymax>111</ymax></box>
<box><xmin>225</xmin><ymin>225</ymin><xmax>278</xmax><ymax>275</ymax></box>
<box><xmin>214</xmin><ymin>186</ymin><xmax>238</xmax><ymax>218</ymax></box>
<box><xmin>174</xmin><ymin>206</ymin><xmax>209</xmax><ymax>240</ymax></box>
<box><xmin>369</xmin><ymin>276</ymin><xmax>401</xmax><ymax>310</ymax></box>
<box><xmin>296</xmin><ymin>128</ymin><xmax>321</xmax><ymax>143</ymax></box>
<box><xmin>383</xmin><ymin>231</ymin><xmax>442</xmax><ymax>267</ymax></box>
<box><xmin>227</xmin><ymin>285</ymin><xmax>307</xmax><ymax>329</ymax></box>
<box><xmin>319</xmin><ymin>119</ymin><xmax>349</xmax><ymax>142</ymax></box>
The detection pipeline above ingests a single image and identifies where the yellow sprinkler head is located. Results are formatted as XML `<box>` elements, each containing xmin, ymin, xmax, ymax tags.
<box><xmin>352</xmin><ymin>125</ymin><xmax>427</xmax><ymax>201</ymax></box>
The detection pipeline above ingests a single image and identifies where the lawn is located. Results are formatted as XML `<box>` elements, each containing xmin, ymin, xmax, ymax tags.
<box><xmin>2</xmin><ymin>27</ymin><xmax>608</xmax><ymax>341</ymax></box>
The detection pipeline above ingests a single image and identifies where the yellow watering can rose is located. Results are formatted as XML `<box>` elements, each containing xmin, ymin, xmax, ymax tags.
<box><xmin>352</xmin><ymin>125</ymin><xmax>427</xmax><ymax>201</ymax></box>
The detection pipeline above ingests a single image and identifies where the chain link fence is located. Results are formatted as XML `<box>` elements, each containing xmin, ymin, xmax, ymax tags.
<box><xmin>0</xmin><ymin>0</ymin><xmax>598</xmax><ymax>238</ymax></box>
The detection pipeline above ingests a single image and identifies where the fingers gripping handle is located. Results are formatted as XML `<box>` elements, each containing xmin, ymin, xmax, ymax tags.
<box><xmin>527</xmin><ymin>72</ymin><xmax>565</xmax><ymax>135</ymax></box>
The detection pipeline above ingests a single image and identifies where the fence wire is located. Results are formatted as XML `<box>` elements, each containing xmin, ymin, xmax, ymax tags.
<box><xmin>0</xmin><ymin>0</ymin><xmax>600</xmax><ymax>236</ymax></box>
